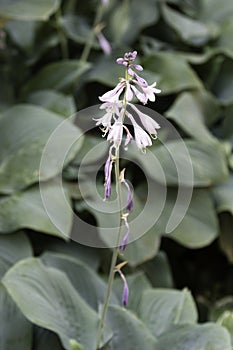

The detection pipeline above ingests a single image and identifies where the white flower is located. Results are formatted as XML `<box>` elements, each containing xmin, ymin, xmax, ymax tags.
<box><xmin>129</xmin><ymin>104</ymin><xmax>160</xmax><ymax>138</ymax></box>
<box><xmin>127</xmin><ymin>113</ymin><xmax>152</xmax><ymax>152</ymax></box>
<box><xmin>99</xmin><ymin>82</ymin><xmax>125</xmax><ymax>102</ymax></box>
<box><xmin>132</xmin><ymin>81</ymin><xmax>161</xmax><ymax>105</ymax></box>
<box><xmin>107</xmin><ymin>118</ymin><xmax>123</xmax><ymax>147</ymax></box>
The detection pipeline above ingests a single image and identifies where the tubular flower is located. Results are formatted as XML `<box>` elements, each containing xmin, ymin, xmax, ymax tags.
<box><xmin>116</xmin><ymin>268</ymin><xmax>129</xmax><ymax>306</ymax></box>
<box><xmin>104</xmin><ymin>154</ymin><xmax>113</xmax><ymax>199</ymax></box>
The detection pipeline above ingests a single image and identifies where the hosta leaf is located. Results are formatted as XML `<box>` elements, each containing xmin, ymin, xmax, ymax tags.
<box><xmin>199</xmin><ymin>0</ymin><xmax>233</xmax><ymax>23</ymax></box>
<box><xmin>156</xmin><ymin>323</ymin><xmax>231</xmax><ymax>350</ymax></box>
<box><xmin>139</xmin><ymin>289</ymin><xmax>197</xmax><ymax>337</ymax></box>
<box><xmin>143</xmin><ymin>52</ymin><xmax>202</xmax><ymax>94</ymax></box>
<box><xmin>41</xmin><ymin>252</ymin><xmax>119</xmax><ymax>310</ymax></box>
<box><xmin>0</xmin><ymin>283</ymin><xmax>32</xmax><ymax>350</ymax></box>
<box><xmin>2</xmin><ymin>258</ymin><xmax>102</xmax><ymax>350</ymax></box>
<box><xmin>0</xmin><ymin>232</ymin><xmax>32</xmax><ymax>278</ymax></box>
<box><xmin>27</xmin><ymin>90</ymin><xmax>76</xmax><ymax>118</ymax></box>
<box><xmin>0</xmin><ymin>183</ymin><xmax>73</xmax><ymax>239</ymax></box>
<box><xmin>108</xmin><ymin>0</ymin><xmax>159</xmax><ymax>45</ymax></box>
<box><xmin>61</xmin><ymin>15</ymin><xmax>98</xmax><ymax>47</ymax></box>
<box><xmin>159</xmin><ymin>189</ymin><xmax>219</xmax><ymax>248</ymax></box>
<box><xmin>162</xmin><ymin>4</ymin><xmax>216</xmax><ymax>46</ymax></box>
<box><xmin>23</xmin><ymin>60</ymin><xmax>91</xmax><ymax>94</ymax></box>
<box><xmin>128</xmin><ymin>139</ymin><xmax>228</xmax><ymax>187</ymax></box>
<box><xmin>122</xmin><ymin>227</ymin><xmax>161</xmax><ymax>267</ymax></box>
<box><xmin>105</xmin><ymin>305</ymin><xmax>157</xmax><ymax>349</ymax></box>
<box><xmin>166</xmin><ymin>91</ymin><xmax>220</xmax><ymax>144</ymax></box>
<box><xmin>0</xmin><ymin>0</ymin><xmax>60</xmax><ymax>21</ymax></box>
<box><xmin>0</xmin><ymin>104</ymin><xmax>83</xmax><ymax>194</ymax></box>
<box><xmin>143</xmin><ymin>251</ymin><xmax>174</xmax><ymax>288</ymax></box>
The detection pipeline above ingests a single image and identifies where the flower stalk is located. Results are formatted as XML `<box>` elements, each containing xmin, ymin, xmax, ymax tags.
<box><xmin>95</xmin><ymin>50</ymin><xmax>160</xmax><ymax>349</ymax></box>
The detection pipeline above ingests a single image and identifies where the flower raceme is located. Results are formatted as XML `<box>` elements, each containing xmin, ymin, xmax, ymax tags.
<box><xmin>94</xmin><ymin>51</ymin><xmax>160</xmax><ymax>306</ymax></box>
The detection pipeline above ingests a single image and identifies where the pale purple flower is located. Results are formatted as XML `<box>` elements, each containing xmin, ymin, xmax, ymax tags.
<box><xmin>129</xmin><ymin>104</ymin><xmax>160</xmax><ymax>138</ymax></box>
<box><xmin>117</xmin><ymin>269</ymin><xmax>129</xmax><ymax>306</ymax></box>
<box><xmin>104</xmin><ymin>154</ymin><xmax>113</xmax><ymax>199</ymax></box>
<box><xmin>121</xmin><ymin>177</ymin><xmax>133</xmax><ymax>212</ymax></box>
<box><xmin>120</xmin><ymin>215</ymin><xmax>130</xmax><ymax>251</ymax></box>
<box><xmin>97</xmin><ymin>32</ymin><xmax>112</xmax><ymax>56</ymax></box>
<box><xmin>107</xmin><ymin>119</ymin><xmax>123</xmax><ymax>148</ymax></box>
<box><xmin>117</xmin><ymin>51</ymin><xmax>137</xmax><ymax>66</ymax></box>
<box><xmin>102</xmin><ymin>0</ymin><xmax>109</xmax><ymax>6</ymax></box>
<box><xmin>132</xmin><ymin>81</ymin><xmax>161</xmax><ymax>105</ymax></box>
<box><xmin>127</xmin><ymin>113</ymin><xmax>152</xmax><ymax>151</ymax></box>
<box><xmin>99</xmin><ymin>82</ymin><xmax>125</xmax><ymax>103</ymax></box>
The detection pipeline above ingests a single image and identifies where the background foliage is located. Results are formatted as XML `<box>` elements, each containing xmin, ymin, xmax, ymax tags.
<box><xmin>0</xmin><ymin>0</ymin><xmax>233</xmax><ymax>349</ymax></box>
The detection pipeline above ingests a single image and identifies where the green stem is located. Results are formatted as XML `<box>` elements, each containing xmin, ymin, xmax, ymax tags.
<box><xmin>80</xmin><ymin>2</ymin><xmax>104</xmax><ymax>62</ymax></box>
<box><xmin>96</xmin><ymin>152</ymin><xmax>123</xmax><ymax>349</ymax></box>
<box><xmin>55</xmin><ymin>8</ymin><xmax>69</xmax><ymax>59</ymax></box>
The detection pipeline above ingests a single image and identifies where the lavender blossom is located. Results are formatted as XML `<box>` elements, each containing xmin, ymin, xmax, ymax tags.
<box><xmin>107</xmin><ymin>118</ymin><xmax>123</xmax><ymax>148</ymax></box>
<box><xmin>99</xmin><ymin>82</ymin><xmax>125</xmax><ymax>102</ymax></box>
<box><xmin>127</xmin><ymin>113</ymin><xmax>152</xmax><ymax>152</ymax></box>
<box><xmin>104</xmin><ymin>154</ymin><xmax>113</xmax><ymax>199</ymax></box>
<box><xmin>120</xmin><ymin>171</ymin><xmax>134</xmax><ymax>212</ymax></box>
<box><xmin>117</xmin><ymin>269</ymin><xmax>129</xmax><ymax>306</ymax></box>
<box><xmin>129</xmin><ymin>104</ymin><xmax>160</xmax><ymax>138</ymax></box>
<box><xmin>102</xmin><ymin>0</ymin><xmax>109</xmax><ymax>6</ymax></box>
<box><xmin>97</xmin><ymin>32</ymin><xmax>112</xmax><ymax>56</ymax></box>
<box><xmin>120</xmin><ymin>215</ymin><xmax>130</xmax><ymax>251</ymax></box>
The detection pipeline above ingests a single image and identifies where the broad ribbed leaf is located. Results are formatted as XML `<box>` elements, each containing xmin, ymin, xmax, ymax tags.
<box><xmin>2</xmin><ymin>258</ymin><xmax>102</xmax><ymax>350</ymax></box>
<box><xmin>127</xmin><ymin>140</ymin><xmax>228</xmax><ymax>186</ymax></box>
<box><xmin>41</xmin><ymin>252</ymin><xmax>119</xmax><ymax>310</ymax></box>
<box><xmin>105</xmin><ymin>305</ymin><xmax>157</xmax><ymax>349</ymax></box>
<box><xmin>162</xmin><ymin>4</ymin><xmax>215</xmax><ymax>46</ymax></box>
<box><xmin>143</xmin><ymin>53</ymin><xmax>202</xmax><ymax>94</ymax></box>
<box><xmin>27</xmin><ymin>90</ymin><xmax>75</xmax><ymax>118</ymax></box>
<box><xmin>0</xmin><ymin>0</ymin><xmax>60</xmax><ymax>21</ymax></box>
<box><xmin>156</xmin><ymin>324</ymin><xmax>231</xmax><ymax>350</ymax></box>
<box><xmin>139</xmin><ymin>289</ymin><xmax>197</xmax><ymax>337</ymax></box>
<box><xmin>24</xmin><ymin>60</ymin><xmax>91</xmax><ymax>94</ymax></box>
<box><xmin>0</xmin><ymin>232</ymin><xmax>32</xmax><ymax>278</ymax></box>
<box><xmin>166</xmin><ymin>91</ymin><xmax>220</xmax><ymax>144</ymax></box>
<box><xmin>0</xmin><ymin>104</ymin><xmax>83</xmax><ymax>194</ymax></box>
<box><xmin>0</xmin><ymin>283</ymin><xmax>32</xmax><ymax>350</ymax></box>
<box><xmin>0</xmin><ymin>183</ymin><xmax>73</xmax><ymax>239</ymax></box>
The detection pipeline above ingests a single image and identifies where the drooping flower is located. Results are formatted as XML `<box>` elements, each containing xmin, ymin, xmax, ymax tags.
<box><xmin>107</xmin><ymin>116</ymin><xmax>124</xmax><ymax>148</ymax></box>
<box><xmin>120</xmin><ymin>214</ymin><xmax>130</xmax><ymax>251</ymax></box>
<box><xmin>120</xmin><ymin>169</ymin><xmax>134</xmax><ymax>212</ymax></box>
<box><xmin>102</xmin><ymin>0</ymin><xmax>109</xmax><ymax>6</ymax></box>
<box><xmin>131</xmin><ymin>81</ymin><xmax>161</xmax><ymax>105</ymax></box>
<box><xmin>99</xmin><ymin>81</ymin><xmax>125</xmax><ymax>103</ymax></box>
<box><xmin>129</xmin><ymin>103</ymin><xmax>160</xmax><ymax>138</ymax></box>
<box><xmin>116</xmin><ymin>268</ymin><xmax>129</xmax><ymax>306</ymax></box>
<box><xmin>127</xmin><ymin>113</ymin><xmax>153</xmax><ymax>152</ymax></box>
<box><xmin>96</xmin><ymin>31</ymin><xmax>112</xmax><ymax>56</ymax></box>
<box><xmin>104</xmin><ymin>154</ymin><xmax>113</xmax><ymax>199</ymax></box>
